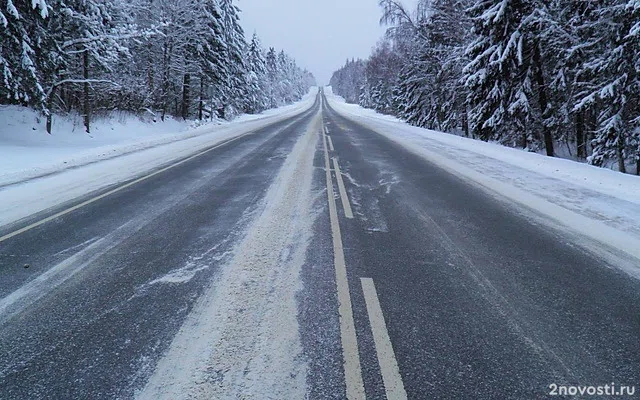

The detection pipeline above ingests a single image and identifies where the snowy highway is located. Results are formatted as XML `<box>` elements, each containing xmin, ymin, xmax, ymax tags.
<box><xmin>0</xmin><ymin>90</ymin><xmax>639</xmax><ymax>399</ymax></box>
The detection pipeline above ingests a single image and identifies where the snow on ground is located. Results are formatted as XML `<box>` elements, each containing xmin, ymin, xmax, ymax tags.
<box><xmin>137</xmin><ymin>108</ymin><xmax>321</xmax><ymax>400</ymax></box>
<box><xmin>325</xmin><ymin>87</ymin><xmax>640</xmax><ymax>273</ymax></box>
<box><xmin>0</xmin><ymin>90</ymin><xmax>317</xmax><ymax>187</ymax></box>
<box><xmin>0</xmin><ymin>107</ymin><xmax>191</xmax><ymax>187</ymax></box>
<box><xmin>0</xmin><ymin>89</ymin><xmax>318</xmax><ymax>228</ymax></box>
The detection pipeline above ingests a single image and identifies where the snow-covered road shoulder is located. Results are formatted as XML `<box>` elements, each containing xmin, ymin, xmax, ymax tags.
<box><xmin>325</xmin><ymin>89</ymin><xmax>640</xmax><ymax>274</ymax></box>
<box><xmin>0</xmin><ymin>89</ymin><xmax>318</xmax><ymax>188</ymax></box>
<box><xmin>0</xmin><ymin>89</ymin><xmax>317</xmax><ymax>229</ymax></box>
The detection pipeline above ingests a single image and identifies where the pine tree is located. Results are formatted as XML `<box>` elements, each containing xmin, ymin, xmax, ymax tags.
<box><xmin>218</xmin><ymin>0</ymin><xmax>246</xmax><ymax>116</ymax></box>
<box><xmin>265</xmin><ymin>47</ymin><xmax>278</xmax><ymax>108</ymax></box>
<box><xmin>244</xmin><ymin>33</ymin><xmax>268</xmax><ymax>113</ymax></box>
<box><xmin>39</xmin><ymin>0</ymin><xmax>139</xmax><ymax>132</ymax></box>
<box><xmin>0</xmin><ymin>0</ymin><xmax>315</xmax><ymax>130</ymax></box>
<box><xmin>463</xmin><ymin>0</ymin><xmax>555</xmax><ymax>154</ymax></box>
<box><xmin>0</xmin><ymin>0</ymin><xmax>49</xmax><ymax>112</ymax></box>
<box><xmin>574</xmin><ymin>0</ymin><xmax>640</xmax><ymax>173</ymax></box>
<box><xmin>361</xmin><ymin>39</ymin><xmax>401</xmax><ymax>115</ymax></box>
<box><xmin>329</xmin><ymin>59</ymin><xmax>366</xmax><ymax>104</ymax></box>
<box><xmin>192</xmin><ymin>0</ymin><xmax>228</xmax><ymax>120</ymax></box>
<box><xmin>390</xmin><ymin>0</ymin><xmax>471</xmax><ymax>133</ymax></box>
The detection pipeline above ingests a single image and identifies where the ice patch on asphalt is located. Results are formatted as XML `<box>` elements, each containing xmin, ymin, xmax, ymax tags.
<box><xmin>143</xmin><ymin>263</ymin><xmax>210</xmax><ymax>287</ymax></box>
<box><xmin>365</xmin><ymin>197</ymin><xmax>389</xmax><ymax>233</ymax></box>
<box><xmin>379</xmin><ymin>175</ymin><xmax>401</xmax><ymax>195</ymax></box>
<box><xmin>52</xmin><ymin>236</ymin><xmax>101</xmax><ymax>257</ymax></box>
<box><xmin>137</xmin><ymin>110</ymin><xmax>321</xmax><ymax>400</ymax></box>
<box><xmin>138</xmin><ymin>238</ymin><xmax>236</xmax><ymax>293</ymax></box>
<box><xmin>342</xmin><ymin>171</ymin><xmax>362</xmax><ymax>187</ymax></box>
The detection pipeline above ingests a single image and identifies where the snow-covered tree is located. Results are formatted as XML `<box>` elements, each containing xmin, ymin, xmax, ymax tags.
<box><xmin>35</xmin><ymin>0</ymin><xmax>143</xmax><ymax>132</ymax></box>
<box><xmin>243</xmin><ymin>33</ymin><xmax>268</xmax><ymax>113</ymax></box>
<box><xmin>573</xmin><ymin>0</ymin><xmax>640</xmax><ymax>173</ymax></box>
<box><xmin>0</xmin><ymin>0</ymin><xmax>314</xmax><ymax>132</ymax></box>
<box><xmin>0</xmin><ymin>0</ymin><xmax>49</xmax><ymax>111</ymax></box>
<box><xmin>329</xmin><ymin>59</ymin><xmax>366</xmax><ymax>104</ymax></box>
<box><xmin>360</xmin><ymin>39</ymin><xmax>402</xmax><ymax>114</ymax></box>
<box><xmin>392</xmin><ymin>0</ymin><xmax>471</xmax><ymax>133</ymax></box>
<box><xmin>463</xmin><ymin>0</ymin><xmax>555</xmax><ymax>155</ymax></box>
<box><xmin>217</xmin><ymin>0</ymin><xmax>246</xmax><ymax>117</ymax></box>
<box><xmin>329</xmin><ymin>0</ymin><xmax>639</xmax><ymax>174</ymax></box>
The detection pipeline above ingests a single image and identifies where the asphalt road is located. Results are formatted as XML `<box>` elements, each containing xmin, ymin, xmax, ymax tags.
<box><xmin>0</xmin><ymin>96</ymin><xmax>320</xmax><ymax>399</ymax></box>
<box><xmin>0</xmin><ymin>90</ymin><xmax>638</xmax><ymax>399</ymax></box>
<box><xmin>315</xmin><ymin>93</ymin><xmax>640</xmax><ymax>399</ymax></box>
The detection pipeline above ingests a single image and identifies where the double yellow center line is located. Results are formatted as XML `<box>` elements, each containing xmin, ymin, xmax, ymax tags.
<box><xmin>321</xmin><ymin>113</ymin><xmax>407</xmax><ymax>399</ymax></box>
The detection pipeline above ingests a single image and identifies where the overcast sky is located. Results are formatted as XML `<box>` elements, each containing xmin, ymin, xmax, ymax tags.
<box><xmin>237</xmin><ymin>0</ymin><xmax>405</xmax><ymax>85</ymax></box>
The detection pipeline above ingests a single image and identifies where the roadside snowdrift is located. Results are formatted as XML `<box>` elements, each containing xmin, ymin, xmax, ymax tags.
<box><xmin>0</xmin><ymin>89</ymin><xmax>318</xmax><ymax>187</ymax></box>
<box><xmin>0</xmin><ymin>88</ymin><xmax>318</xmax><ymax>228</ymax></box>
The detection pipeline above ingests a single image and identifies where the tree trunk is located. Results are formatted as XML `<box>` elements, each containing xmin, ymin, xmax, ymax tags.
<box><xmin>576</xmin><ymin>111</ymin><xmax>586</xmax><ymax>159</ymax></box>
<box><xmin>161</xmin><ymin>38</ymin><xmax>171</xmax><ymax>122</ymax></box>
<box><xmin>83</xmin><ymin>50</ymin><xmax>90</xmax><ymax>134</ymax></box>
<box><xmin>46</xmin><ymin>85</ymin><xmax>55</xmax><ymax>134</ymax></box>
<box><xmin>587</xmin><ymin>107</ymin><xmax>597</xmax><ymax>157</ymax></box>
<box><xmin>617</xmin><ymin>134</ymin><xmax>626</xmax><ymax>173</ymax></box>
<box><xmin>198</xmin><ymin>78</ymin><xmax>204</xmax><ymax>121</ymax></box>
<box><xmin>147</xmin><ymin>42</ymin><xmax>154</xmax><ymax>104</ymax></box>
<box><xmin>210</xmin><ymin>95</ymin><xmax>215</xmax><ymax>122</ymax></box>
<box><xmin>181</xmin><ymin>73</ymin><xmax>190</xmax><ymax>120</ymax></box>
<box><xmin>532</xmin><ymin>42</ymin><xmax>553</xmax><ymax>157</ymax></box>
<box><xmin>462</xmin><ymin>109</ymin><xmax>469</xmax><ymax>137</ymax></box>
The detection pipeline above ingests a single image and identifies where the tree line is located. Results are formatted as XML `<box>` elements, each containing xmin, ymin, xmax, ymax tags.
<box><xmin>330</xmin><ymin>0</ymin><xmax>640</xmax><ymax>174</ymax></box>
<box><xmin>1</xmin><ymin>0</ymin><xmax>316</xmax><ymax>134</ymax></box>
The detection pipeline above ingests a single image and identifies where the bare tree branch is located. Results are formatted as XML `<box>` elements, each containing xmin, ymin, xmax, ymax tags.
<box><xmin>47</xmin><ymin>79</ymin><xmax>120</xmax><ymax>98</ymax></box>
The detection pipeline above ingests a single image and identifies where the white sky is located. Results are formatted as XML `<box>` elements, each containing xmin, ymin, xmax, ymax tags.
<box><xmin>237</xmin><ymin>0</ymin><xmax>414</xmax><ymax>85</ymax></box>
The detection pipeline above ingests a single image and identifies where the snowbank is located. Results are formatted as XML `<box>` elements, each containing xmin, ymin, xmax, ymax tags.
<box><xmin>0</xmin><ymin>88</ymin><xmax>318</xmax><ymax>228</ymax></box>
<box><xmin>324</xmin><ymin>87</ymin><xmax>640</xmax><ymax>273</ymax></box>
<box><xmin>0</xmin><ymin>88</ymin><xmax>318</xmax><ymax>187</ymax></box>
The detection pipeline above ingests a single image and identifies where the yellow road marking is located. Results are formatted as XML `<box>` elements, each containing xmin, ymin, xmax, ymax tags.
<box><xmin>361</xmin><ymin>278</ymin><xmax>407</xmax><ymax>400</ymax></box>
<box><xmin>332</xmin><ymin>157</ymin><xmax>353</xmax><ymax>219</ymax></box>
<box><xmin>323</xmin><ymin>128</ymin><xmax>365</xmax><ymax>399</ymax></box>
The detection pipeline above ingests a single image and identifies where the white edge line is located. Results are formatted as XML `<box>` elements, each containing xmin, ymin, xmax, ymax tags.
<box><xmin>0</xmin><ymin>132</ymin><xmax>254</xmax><ymax>243</ymax></box>
<box><xmin>360</xmin><ymin>277</ymin><xmax>407</xmax><ymax>400</ymax></box>
<box><xmin>323</xmin><ymin>128</ymin><xmax>365</xmax><ymax>399</ymax></box>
